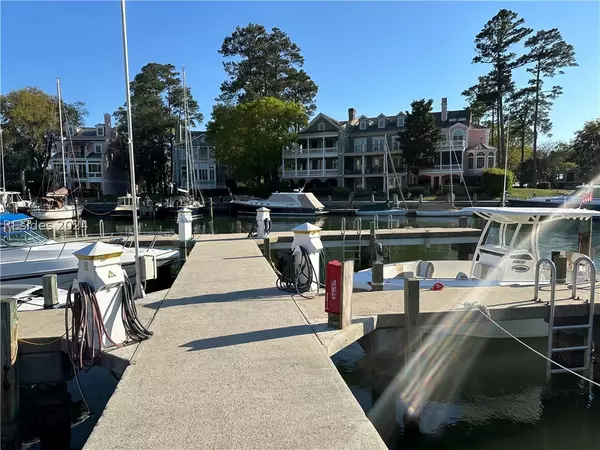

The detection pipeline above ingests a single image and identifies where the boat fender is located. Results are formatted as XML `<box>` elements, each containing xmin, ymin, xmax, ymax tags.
<box><xmin>264</xmin><ymin>217</ymin><xmax>272</xmax><ymax>235</ymax></box>
<box><xmin>431</xmin><ymin>282</ymin><xmax>444</xmax><ymax>291</ymax></box>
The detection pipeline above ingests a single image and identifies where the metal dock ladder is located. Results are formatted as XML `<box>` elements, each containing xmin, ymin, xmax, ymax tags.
<box><xmin>539</xmin><ymin>256</ymin><xmax>596</xmax><ymax>381</ymax></box>
<box><xmin>341</xmin><ymin>217</ymin><xmax>362</xmax><ymax>265</ymax></box>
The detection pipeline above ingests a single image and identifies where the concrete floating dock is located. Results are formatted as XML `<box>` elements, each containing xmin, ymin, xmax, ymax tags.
<box><xmin>82</xmin><ymin>235</ymin><xmax>387</xmax><ymax>449</ymax></box>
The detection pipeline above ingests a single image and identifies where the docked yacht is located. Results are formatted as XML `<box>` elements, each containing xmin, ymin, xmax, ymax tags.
<box><xmin>0</xmin><ymin>213</ymin><xmax>179</xmax><ymax>286</ymax></box>
<box><xmin>0</xmin><ymin>189</ymin><xmax>33</xmax><ymax>213</ymax></box>
<box><xmin>508</xmin><ymin>185</ymin><xmax>600</xmax><ymax>210</ymax></box>
<box><xmin>353</xmin><ymin>207</ymin><xmax>600</xmax><ymax>338</ymax></box>
<box><xmin>230</xmin><ymin>190</ymin><xmax>327</xmax><ymax>216</ymax></box>
<box><xmin>159</xmin><ymin>189</ymin><xmax>204</xmax><ymax>219</ymax></box>
<box><xmin>110</xmin><ymin>193</ymin><xmax>140</xmax><ymax>218</ymax></box>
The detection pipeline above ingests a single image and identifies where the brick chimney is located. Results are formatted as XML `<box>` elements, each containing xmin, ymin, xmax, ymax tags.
<box><xmin>348</xmin><ymin>108</ymin><xmax>356</xmax><ymax>122</ymax></box>
<box><xmin>441</xmin><ymin>98</ymin><xmax>448</xmax><ymax>122</ymax></box>
<box><xmin>104</xmin><ymin>113</ymin><xmax>112</xmax><ymax>137</ymax></box>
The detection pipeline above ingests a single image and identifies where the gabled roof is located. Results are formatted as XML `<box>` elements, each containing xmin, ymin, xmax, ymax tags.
<box><xmin>433</xmin><ymin>109</ymin><xmax>472</xmax><ymax>128</ymax></box>
<box><xmin>299</xmin><ymin>113</ymin><xmax>341</xmax><ymax>134</ymax></box>
<box><xmin>467</xmin><ymin>143</ymin><xmax>496</xmax><ymax>151</ymax></box>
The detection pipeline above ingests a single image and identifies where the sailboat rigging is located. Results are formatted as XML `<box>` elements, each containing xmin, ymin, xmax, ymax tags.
<box><xmin>30</xmin><ymin>78</ymin><xmax>83</xmax><ymax>221</ymax></box>
<box><xmin>158</xmin><ymin>67</ymin><xmax>204</xmax><ymax>219</ymax></box>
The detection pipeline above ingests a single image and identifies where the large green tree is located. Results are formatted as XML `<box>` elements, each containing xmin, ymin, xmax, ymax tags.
<box><xmin>110</xmin><ymin>63</ymin><xmax>202</xmax><ymax>194</ymax></box>
<box><xmin>519</xmin><ymin>28</ymin><xmax>578</xmax><ymax>185</ymax></box>
<box><xmin>217</xmin><ymin>24</ymin><xmax>318</xmax><ymax>116</ymax></box>
<box><xmin>0</xmin><ymin>87</ymin><xmax>87</xmax><ymax>191</ymax></box>
<box><xmin>398</xmin><ymin>99</ymin><xmax>440</xmax><ymax>177</ymax></box>
<box><xmin>206</xmin><ymin>97</ymin><xmax>307</xmax><ymax>185</ymax></box>
<box><xmin>570</xmin><ymin>119</ymin><xmax>600</xmax><ymax>182</ymax></box>
<box><xmin>518</xmin><ymin>141</ymin><xmax>575</xmax><ymax>186</ymax></box>
<box><xmin>469</xmin><ymin>9</ymin><xmax>532</xmax><ymax>167</ymax></box>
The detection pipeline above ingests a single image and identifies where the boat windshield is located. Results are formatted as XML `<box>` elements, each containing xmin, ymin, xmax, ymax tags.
<box><xmin>483</xmin><ymin>221</ymin><xmax>534</xmax><ymax>252</ymax></box>
<box><xmin>0</xmin><ymin>227</ymin><xmax>50</xmax><ymax>247</ymax></box>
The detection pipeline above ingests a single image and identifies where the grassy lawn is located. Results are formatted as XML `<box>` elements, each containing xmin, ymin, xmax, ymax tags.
<box><xmin>508</xmin><ymin>188</ymin><xmax>572</xmax><ymax>199</ymax></box>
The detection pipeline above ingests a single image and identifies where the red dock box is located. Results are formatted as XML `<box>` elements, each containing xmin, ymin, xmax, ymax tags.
<box><xmin>325</xmin><ymin>260</ymin><xmax>342</xmax><ymax>314</ymax></box>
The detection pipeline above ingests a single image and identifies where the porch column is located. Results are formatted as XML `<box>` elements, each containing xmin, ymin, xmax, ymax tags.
<box><xmin>430</xmin><ymin>177</ymin><xmax>434</xmax><ymax>188</ymax></box>
<box><xmin>322</xmin><ymin>156</ymin><xmax>325</xmax><ymax>176</ymax></box>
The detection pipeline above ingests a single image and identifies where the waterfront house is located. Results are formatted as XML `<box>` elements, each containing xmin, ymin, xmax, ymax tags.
<box><xmin>49</xmin><ymin>113</ymin><xmax>128</xmax><ymax>196</ymax></box>
<box><xmin>281</xmin><ymin>98</ymin><xmax>497</xmax><ymax>191</ymax></box>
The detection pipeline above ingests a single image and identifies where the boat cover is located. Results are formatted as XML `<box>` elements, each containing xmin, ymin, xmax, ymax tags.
<box><xmin>300</xmin><ymin>193</ymin><xmax>325</xmax><ymax>210</ymax></box>
<box><xmin>47</xmin><ymin>187</ymin><xmax>69</xmax><ymax>197</ymax></box>
<box><xmin>0</xmin><ymin>213</ymin><xmax>33</xmax><ymax>224</ymax></box>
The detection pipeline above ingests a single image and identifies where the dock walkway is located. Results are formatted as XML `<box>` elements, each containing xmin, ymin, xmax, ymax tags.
<box><xmin>83</xmin><ymin>235</ymin><xmax>387</xmax><ymax>449</ymax></box>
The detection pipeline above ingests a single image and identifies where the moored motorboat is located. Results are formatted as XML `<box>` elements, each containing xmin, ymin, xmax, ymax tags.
<box><xmin>230</xmin><ymin>190</ymin><xmax>328</xmax><ymax>216</ymax></box>
<box><xmin>353</xmin><ymin>207</ymin><xmax>600</xmax><ymax>338</ymax></box>
<box><xmin>508</xmin><ymin>185</ymin><xmax>600</xmax><ymax>210</ymax></box>
<box><xmin>0</xmin><ymin>213</ymin><xmax>180</xmax><ymax>286</ymax></box>
<box><xmin>110</xmin><ymin>193</ymin><xmax>140</xmax><ymax>218</ymax></box>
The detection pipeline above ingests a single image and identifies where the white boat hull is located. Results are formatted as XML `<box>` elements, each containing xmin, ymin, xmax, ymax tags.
<box><xmin>30</xmin><ymin>206</ymin><xmax>82</xmax><ymax>221</ymax></box>
<box><xmin>415</xmin><ymin>209</ymin><xmax>472</xmax><ymax>217</ymax></box>
<box><xmin>0</xmin><ymin>241</ymin><xmax>179</xmax><ymax>286</ymax></box>
<box><xmin>356</xmin><ymin>209</ymin><xmax>408</xmax><ymax>217</ymax></box>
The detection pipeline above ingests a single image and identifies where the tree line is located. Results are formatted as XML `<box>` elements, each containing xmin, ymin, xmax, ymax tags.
<box><xmin>1</xmin><ymin>15</ymin><xmax>597</xmax><ymax>195</ymax></box>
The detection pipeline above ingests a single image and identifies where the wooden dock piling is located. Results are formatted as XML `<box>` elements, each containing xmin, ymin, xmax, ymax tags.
<box><xmin>263</xmin><ymin>237</ymin><xmax>271</xmax><ymax>262</ymax></box>
<box><xmin>402</xmin><ymin>278</ymin><xmax>422</xmax><ymax>436</ymax></box>
<box><xmin>371</xmin><ymin>261</ymin><xmax>384</xmax><ymax>291</ymax></box>
<box><xmin>1</xmin><ymin>299</ymin><xmax>20</xmax><ymax>448</ymax></box>
<box><xmin>556</xmin><ymin>255</ymin><xmax>568</xmax><ymax>283</ymax></box>
<box><xmin>236</xmin><ymin>221</ymin><xmax>242</xmax><ymax>234</ymax></box>
<box><xmin>42</xmin><ymin>274</ymin><xmax>58</xmax><ymax>309</ymax></box>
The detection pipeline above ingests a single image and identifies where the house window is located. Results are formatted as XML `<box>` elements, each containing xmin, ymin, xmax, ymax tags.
<box><xmin>95</xmin><ymin>144</ymin><xmax>102</xmax><ymax>153</ymax></box>
<box><xmin>97</xmin><ymin>127</ymin><xmax>104</xmax><ymax>137</ymax></box>
<box><xmin>354</xmin><ymin>138</ymin><xmax>367</xmax><ymax>153</ymax></box>
<box><xmin>488</xmin><ymin>153</ymin><xmax>494</xmax><ymax>168</ymax></box>
<box><xmin>209</xmin><ymin>168</ymin><xmax>215</xmax><ymax>181</ymax></box>
<box><xmin>359</xmin><ymin>120</ymin><xmax>367</xmax><ymax>130</ymax></box>
<box><xmin>452</xmin><ymin>130</ymin><xmax>464</xmax><ymax>142</ymax></box>
<box><xmin>318</xmin><ymin>122</ymin><xmax>325</xmax><ymax>131</ymax></box>
<box><xmin>476</xmin><ymin>152</ymin><xmax>485</xmax><ymax>169</ymax></box>
<box><xmin>373</xmin><ymin>137</ymin><xmax>385</xmax><ymax>151</ymax></box>
<box><xmin>378</xmin><ymin>118</ymin><xmax>386</xmax><ymax>128</ymax></box>
<box><xmin>397</xmin><ymin>116</ymin><xmax>405</xmax><ymax>127</ymax></box>
<box><xmin>284</xmin><ymin>159</ymin><xmax>295</xmax><ymax>171</ymax></box>
<box><xmin>467</xmin><ymin>154</ymin><xmax>474</xmax><ymax>170</ymax></box>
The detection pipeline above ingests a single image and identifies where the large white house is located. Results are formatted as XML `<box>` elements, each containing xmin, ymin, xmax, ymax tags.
<box><xmin>281</xmin><ymin>97</ymin><xmax>497</xmax><ymax>190</ymax></box>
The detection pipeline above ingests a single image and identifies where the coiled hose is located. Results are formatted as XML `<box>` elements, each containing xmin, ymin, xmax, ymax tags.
<box><xmin>275</xmin><ymin>246</ymin><xmax>325</xmax><ymax>299</ymax></box>
<box><xmin>64</xmin><ymin>276</ymin><xmax>153</xmax><ymax>371</ymax></box>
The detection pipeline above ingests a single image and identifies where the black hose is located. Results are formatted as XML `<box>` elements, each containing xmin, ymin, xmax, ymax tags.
<box><xmin>275</xmin><ymin>246</ymin><xmax>324</xmax><ymax>299</ymax></box>
<box><xmin>121</xmin><ymin>270</ymin><xmax>153</xmax><ymax>341</ymax></box>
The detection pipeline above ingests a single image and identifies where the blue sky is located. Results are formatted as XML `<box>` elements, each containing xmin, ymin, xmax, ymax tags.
<box><xmin>2</xmin><ymin>1</ymin><xmax>598</xmax><ymax>141</ymax></box>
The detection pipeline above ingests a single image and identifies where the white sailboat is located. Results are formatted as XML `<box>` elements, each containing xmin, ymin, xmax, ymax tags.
<box><xmin>30</xmin><ymin>78</ymin><xmax>82</xmax><ymax>221</ymax></box>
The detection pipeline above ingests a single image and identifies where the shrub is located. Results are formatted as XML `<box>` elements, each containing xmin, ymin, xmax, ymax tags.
<box><xmin>309</xmin><ymin>187</ymin><xmax>333</xmax><ymax>198</ymax></box>
<box><xmin>443</xmin><ymin>185</ymin><xmax>485</xmax><ymax>196</ymax></box>
<box><xmin>482</xmin><ymin>168</ymin><xmax>515</xmax><ymax>198</ymax></box>
<box><xmin>353</xmin><ymin>188</ymin><xmax>372</xmax><ymax>199</ymax></box>
<box><xmin>536</xmin><ymin>181</ymin><xmax>551</xmax><ymax>189</ymax></box>
<box><xmin>332</xmin><ymin>186</ymin><xmax>351</xmax><ymax>199</ymax></box>
<box><xmin>403</xmin><ymin>185</ymin><xmax>428</xmax><ymax>196</ymax></box>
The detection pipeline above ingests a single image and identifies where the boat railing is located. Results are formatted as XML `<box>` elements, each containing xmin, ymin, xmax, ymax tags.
<box><xmin>533</xmin><ymin>258</ymin><xmax>556</xmax><ymax>302</ymax></box>
<box><xmin>0</xmin><ymin>241</ymin><xmax>76</xmax><ymax>263</ymax></box>
<box><xmin>591</xmin><ymin>245</ymin><xmax>600</xmax><ymax>260</ymax></box>
<box><xmin>571</xmin><ymin>256</ymin><xmax>596</xmax><ymax>300</ymax></box>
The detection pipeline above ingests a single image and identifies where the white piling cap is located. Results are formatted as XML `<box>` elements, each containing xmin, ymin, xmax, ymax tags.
<box><xmin>73</xmin><ymin>241</ymin><xmax>123</xmax><ymax>260</ymax></box>
<box><xmin>292</xmin><ymin>222</ymin><xmax>321</xmax><ymax>235</ymax></box>
<box><xmin>257</xmin><ymin>207</ymin><xmax>270</xmax><ymax>212</ymax></box>
<box><xmin>178</xmin><ymin>207</ymin><xmax>192</xmax><ymax>213</ymax></box>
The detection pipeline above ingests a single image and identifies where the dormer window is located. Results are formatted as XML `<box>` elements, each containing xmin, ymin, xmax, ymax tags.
<box><xmin>378</xmin><ymin>118</ymin><xmax>386</xmax><ymax>128</ymax></box>
<box><xmin>359</xmin><ymin>120</ymin><xmax>367</xmax><ymax>130</ymax></box>
<box><xmin>318</xmin><ymin>122</ymin><xmax>325</xmax><ymax>131</ymax></box>
<box><xmin>397</xmin><ymin>116</ymin><xmax>405</xmax><ymax>127</ymax></box>
<box><xmin>97</xmin><ymin>126</ymin><xmax>104</xmax><ymax>136</ymax></box>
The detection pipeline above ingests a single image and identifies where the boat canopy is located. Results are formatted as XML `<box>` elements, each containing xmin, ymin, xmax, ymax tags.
<box><xmin>300</xmin><ymin>193</ymin><xmax>325</xmax><ymax>210</ymax></box>
<box><xmin>39</xmin><ymin>197</ymin><xmax>64</xmax><ymax>207</ymax></box>
<box><xmin>47</xmin><ymin>187</ymin><xmax>69</xmax><ymax>197</ymax></box>
<box><xmin>0</xmin><ymin>213</ymin><xmax>33</xmax><ymax>225</ymax></box>
<box><xmin>463</xmin><ymin>207</ymin><xmax>600</xmax><ymax>224</ymax></box>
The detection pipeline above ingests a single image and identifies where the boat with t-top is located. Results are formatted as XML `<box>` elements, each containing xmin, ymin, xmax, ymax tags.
<box><xmin>353</xmin><ymin>206</ymin><xmax>600</xmax><ymax>338</ymax></box>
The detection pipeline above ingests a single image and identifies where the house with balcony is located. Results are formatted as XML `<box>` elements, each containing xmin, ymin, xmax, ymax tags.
<box><xmin>340</xmin><ymin>108</ymin><xmax>407</xmax><ymax>191</ymax></box>
<box><xmin>172</xmin><ymin>130</ymin><xmax>228</xmax><ymax>191</ymax></box>
<box><xmin>280</xmin><ymin>97</ymin><xmax>496</xmax><ymax>192</ymax></box>
<box><xmin>49</xmin><ymin>113</ymin><xmax>128</xmax><ymax>195</ymax></box>
<box><xmin>281</xmin><ymin>113</ymin><xmax>341</xmax><ymax>188</ymax></box>
<box><xmin>414</xmin><ymin>98</ymin><xmax>497</xmax><ymax>189</ymax></box>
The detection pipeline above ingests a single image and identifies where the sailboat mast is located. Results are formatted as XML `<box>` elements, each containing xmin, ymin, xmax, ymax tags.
<box><xmin>0</xmin><ymin>127</ymin><xmax>5</xmax><ymax>191</ymax></box>
<box><xmin>56</xmin><ymin>78</ymin><xmax>67</xmax><ymax>188</ymax></box>
<box><xmin>120</xmin><ymin>0</ymin><xmax>144</xmax><ymax>299</ymax></box>
<box><xmin>182</xmin><ymin>68</ymin><xmax>190</xmax><ymax>194</ymax></box>
<box><xmin>384</xmin><ymin>134</ymin><xmax>389</xmax><ymax>201</ymax></box>
<box><xmin>502</xmin><ymin>113</ymin><xmax>510</xmax><ymax>207</ymax></box>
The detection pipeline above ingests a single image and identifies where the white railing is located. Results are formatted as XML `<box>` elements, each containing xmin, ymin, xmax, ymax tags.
<box><xmin>438</xmin><ymin>141</ymin><xmax>466</xmax><ymax>150</ymax></box>
<box><xmin>432</xmin><ymin>164</ymin><xmax>464</xmax><ymax>171</ymax></box>
<box><xmin>282</xmin><ymin>169</ymin><xmax>339</xmax><ymax>177</ymax></box>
